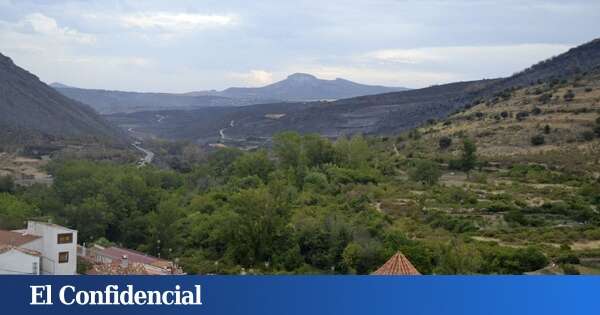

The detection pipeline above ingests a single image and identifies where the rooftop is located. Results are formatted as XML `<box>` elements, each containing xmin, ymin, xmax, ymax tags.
<box><xmin>0</xmin><ymin>230</ymin><xmax>41</xmax><ymax>247</ymax></box>
<box><xmin>371</xmin><ymin>252</ymin><xmax>421</xmax><ymax>276</ymax></box>
<box><xmin>86</xmin><ymin>261</ymin><xmax>149</xmax><ymax>275</ymax></box>
<box><xmin>95</xmin><ymin>246</ymin><xmax>169</xmax><ymax>267</ymax></box>
<box><xmin>28</xmin><ymin>221</ymin><xmax>76</xmax><ymax>232</ymax></box>
<box><xmin>0</xmin><ymin>245</ymin><xmax>41</xmax><ymax>256</ymax></box>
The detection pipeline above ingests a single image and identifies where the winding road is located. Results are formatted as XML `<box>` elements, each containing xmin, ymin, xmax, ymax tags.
<box><xmin>127</xmin><ymin>127</ymin><xmax>155</xmax><ymax>166</ymax></box>
<box><xmin>219</xmin><ymin>120</ymin><xmax>235</xmax><ymax>141</ymax></box>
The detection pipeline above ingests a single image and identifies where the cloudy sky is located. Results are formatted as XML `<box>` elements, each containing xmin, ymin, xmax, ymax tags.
<box><xmin>0</xmin><ymin>0</ymin><xmax>599</xmax><ymax>92</ymax></box>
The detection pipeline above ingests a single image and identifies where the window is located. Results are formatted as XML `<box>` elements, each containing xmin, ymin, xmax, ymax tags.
<box><xmin>57</xmin><ymin>233</ymin><xmax>73</xmax><ymax>244</ymax></box>
<box><xmin>58</xmin><ymin>252</ymin><xmax>69</xmax><ymax>264</ymax></box>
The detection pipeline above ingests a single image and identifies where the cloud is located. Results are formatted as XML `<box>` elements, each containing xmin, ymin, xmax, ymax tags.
<box><xmin>18</xmin><ymin>13</ymin><xmax>95</xmax><ymax>44</ymax></box>
<box><xmin>120</xmin><ymin>12</ymin><xmax>236</xmax><ymax>32</ymax></box>
<box><xmin>366</xmin><ymin>44</ymin><xmax>572</xmax><ymax>65</ymax></box>
<box><xmin>229</xmin><ymin>70</ymin><xmax>274</xmax><ymax>86</ymax></box>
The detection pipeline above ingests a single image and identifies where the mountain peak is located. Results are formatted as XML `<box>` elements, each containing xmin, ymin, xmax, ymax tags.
<box><xmin>286</xmin><ymin>73</ymin><xmax>318</xmax><ymax>81</ymax></box>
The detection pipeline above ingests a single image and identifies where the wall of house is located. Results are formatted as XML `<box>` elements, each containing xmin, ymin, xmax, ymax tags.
<box><xmin>0</xmin><ymin>249</ymin><xmax>40</xmax><ymax>275</ymax></box>
<box><xmin>26</xmin><ymin>222</ymin><xmax>77</xmax><ymax>275</ymax></box>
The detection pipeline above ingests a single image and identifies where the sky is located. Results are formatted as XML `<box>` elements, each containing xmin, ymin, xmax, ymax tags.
<box><xmin>0</xmin><ymin>0</ymin><xmax>599</xmax><ymax>93</ymax></box>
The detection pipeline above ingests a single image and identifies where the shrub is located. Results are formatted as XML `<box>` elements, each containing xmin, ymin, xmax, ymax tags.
<box><xmin>563</xmin><ymin>90</ymin><xmax>575</xmax><ymax>101</ymax></box>
<box><xmin>500</xmin><ymin>111</ymin><xmax>509</xmax><ymax>119</ymax></box>
<box><xmin>556</xmin><ymin>253</ymin><xmax>580</xmax><ymax>265</ymax></box>
<box><xmin>594</xmin><ymin>125</ymin><xmax>600</xmax><ymax>137</ymax></box>
<box><xmin>409</xmin><ymin>160</ymin><xmax>442</xmax><ymax>185</ymax></box>
<box><xmin>448</xmin><ymin>159</ymin><xmax>463</xmax><ymax>170</ymax></box>
<box><xmin>531</xmin><ymin>107</ymin><xmax>542</xmax><ymax>115</ymax></box>
<box><xmin>438</xmin><ymin>137</ymin><xmax>452</xmax><ymax>150</ymax></box>
<box><xmin>544</xmin><ymin>125</ymin><xmax>551</xmax><ymax>134</ymax></box>
<box><xmin>538</xmin><ymin>93</ymin><xmax>552</xmax><ymax>104</ymax></box>
<box><xmin>516</xmin><ymin>111</ymin><xmax>529</xmax><ymax>121</ymax></box>
<box><xmin>0</xmin><ymin>176</ymin><xmax>15</xmax><ymax>193</ymax></box>
<box><xmin>580</xmin><ymin>131</ymin><xmax>595</xmax><ymax>142</ymax></box>
<box><xmin>561</xmin><ymin>264</ymin><xmax>580</xmax><ymax>275</ymax></box>
<box><xmin>531</xmin><ymin>135</ymin><xmax>545</xmax><ymax>146</ymax></box>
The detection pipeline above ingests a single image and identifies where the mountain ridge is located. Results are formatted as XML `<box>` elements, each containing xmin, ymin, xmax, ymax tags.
<box><xmin>0</xmin><ymin>53</ymin><xmax>125</xmax><ymax>147</ymax></box>
<box><xmin>52</xmin><ymin>73</ymin><xmax>409</xmax><ymax>114</ymax></box>
<box><xmin>105</xmin><ymin>38</ymin><xmax>600</xmax><ymax>145</ymax></box>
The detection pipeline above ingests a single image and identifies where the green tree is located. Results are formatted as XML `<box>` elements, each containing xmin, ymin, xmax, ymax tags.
<box><xmin>0</xmin><ymin>175</ymin><xmax>15</xmax><ymax>193</ymax></box>
<box><xmin>409</xmin><ymin>160</ymin><xmax>442</xmax><ymax>185</ymax></box>
<box><xmin>334</xmin><ymin>135</ymin><xmax>371</xmax><ymax>168</ymax></box>
<box><xmin>233</xmin><ymin>150</ymin><xmax>275</xmax><ymax>182</ymax></box>
<box><xmin>460</xmin><ymin>138</ymin><xmax>477</xmax><ymax>174</ymax></box>
<box><xmin>0</xmin><ymin>193</ymin><xmax>39</xmax><ymax>229</ymax></box>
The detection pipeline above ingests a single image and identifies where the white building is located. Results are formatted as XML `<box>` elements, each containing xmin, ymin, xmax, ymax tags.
<box><xmin>0</xmin><ymin>246</ymin><xmax>40</xmax><ymax>275</ymax></box>
<box><xmin>0</xmin><ymin>221</ymin><xmax>77</xmax><ymax>275</ymax></box>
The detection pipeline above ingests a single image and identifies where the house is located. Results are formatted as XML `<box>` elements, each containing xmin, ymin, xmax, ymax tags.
<box><xmin>79</xmin><ymin>244</ymin><xmax>184</xmax><ymax>275</ymax></box>
<box><xmin>371</xmin><ymin>251</ymin><xmax>421</xmax><ymax>275</ymax></box>
<box><xmin>0</xmin><ymin>245</ymin><xmax>40</xmax><ymax>275</ymax></box>
<box><xmin>0</xmin><ymin>221</ymin><xmax>77</xmax><ymax>275</ymax></box>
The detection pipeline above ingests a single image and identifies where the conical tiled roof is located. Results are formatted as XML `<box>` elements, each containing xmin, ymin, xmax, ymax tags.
<box><xmin>371</xmin><ymin>251</ymin><xmax>421</xmax><ymax>275</ymax></box>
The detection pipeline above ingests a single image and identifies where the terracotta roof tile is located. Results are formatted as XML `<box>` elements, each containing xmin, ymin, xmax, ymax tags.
<box><xmin>0</xmin><ymin>230</ymin><xmax>40</xmax><ymax>247</ymax></box>
<box><xmin>0</xmin><ymin>245</ymin><xmax>41</xmax><ymax>256</ymax></box>
<box><xmin>99</xmin><ymin>246</ymin><xmax>168</xmax><ymax>265</ymax></box>
<box><xmin>86</xmin><ymin>261</ymin><xmax>149</xmax><ymax>275</ymax></box>
<box><xmin>371</xmin><ymin>251</ymin><xmax>421</xmax><ymax>275</ymax></box>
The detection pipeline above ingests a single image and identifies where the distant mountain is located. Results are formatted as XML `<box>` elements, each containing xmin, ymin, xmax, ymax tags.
<box><xmin>218</xmin><ymin>38</ymin><xmax>600</xmax><ymax>138</ymax></box>
<box><xmin>0</xmin><ymin>53</ymin><xmax>124</xmax><ymax>146</ymax></box>
<box><xmin>52</xmin><ymin>86</ymin><xmax>257</xmax><ymax>114</ymax></box>
<box><xmin>218</xmin><ymin>73</ymin><xmax>409</xmax><ymax>101</ymax></box>
<box><xmin>53</xmin><ymin>73</ymin><xmax>407</xmax><ymax>114</ymax></box>
<box><xmin>106</xmin><ymin>38</ymin><xmax>600</xmax><ymax>144</ymax></box>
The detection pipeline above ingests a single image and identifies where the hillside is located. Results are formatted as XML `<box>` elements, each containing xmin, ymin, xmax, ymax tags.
<box><xmin>0</xmin><ymin>53</ymin><xmax>124</xmax><ymax>147</ymax></box>
<box><xmin>361</xmin><ymin>68</ymin><xmax>600</xmax><ymax>274</ymax></box>
<box><xmin>111</xmin><ymin>39</ymin><xmax>600</xmax><ymax>146</ymax></box>
<box><xmin>233</xmin><ymin>40</ymin><xmax>600</xmax><ymax>138</ymax></box>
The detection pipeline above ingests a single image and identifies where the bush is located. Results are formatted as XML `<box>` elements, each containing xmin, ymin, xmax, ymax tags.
<box><xmin>516</xmin><ymin>111</ymin><xmax>529</xmax><ymax>121</ymax></box>
<box><xmin>438</xmin><ymin>137</ymin><xmax>452</xmax><ymax>150</ymax></box>
<box><xmin>544</xmin><ymin>125</ymin><xmax>551</xmax><ymax>134</ymax></box>
<box><xmin>409</xmin><ymin>160</ymin><xmax>442</xmax><ymax>185</ymax></box>
<box><xmin>538</xmin><ymin>93</ymin><xmax>552</xmax><ymax>104</ymax></box>
<box><xmin>580</xmin><ymin>131</ymin><xmax>595</xmax><ymax>142</ymax></box>
<box><xmin>595</xmin><ymin>126</ymin><xmax>600</xmax><ymax>138</ymax></box>
<box><xmin>531</xmin><ymin>135</ymin><xmax>545</xmax><ymax>146</ymax></box>
<box><xmin>556</xmin><ymin>253</ymin><xmax>580</xmax><ymax>265</ymax></box>
<box><xmin>563</xmin><ymin>90</ymin><xmax>575</xmax><ymax>101</ymax></box>
<box><xmin>561</xmin><ymin>264</ymin><xmax>580</xmax><ymax>275</ymax></box>
<box><xmin>0</xmin><ymin>176</ymin><xmax>15</xmax><ymax>193</ymax></box>
<box><xmin>500</xmin><ymin>111</ymin><xmax>509</xmax><ymax>119</ymax></box>
<box><xmin>531</xmin><ymin>107</ymin><xmax>542</xmax><ymax>115</ymax></box>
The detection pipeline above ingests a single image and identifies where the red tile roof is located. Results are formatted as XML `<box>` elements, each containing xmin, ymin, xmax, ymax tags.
<box><xmin>371</xmin><ymin>252</ymin><xmax>421</xmax><ymax>275</ymax></box>
<box><xmin>98</xmin><ymin>246</ymin><xmax>167</xmax><ymax>266</ymax></box>
<box><xmin>0</xmin><ymin>244</ymin><xmax>41</xmax><ymax>256</ymax></box>
<box><xmin>86</xmin><ymin>261</ymin><xmax>149</xmax><ymax>275</ymax></box>
<box><xmin>0</xmin><ymin>230</ymin><xmax>40</xmax><ymax>247</ymax></box>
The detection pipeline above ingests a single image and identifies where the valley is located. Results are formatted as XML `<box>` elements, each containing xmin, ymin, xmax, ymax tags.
<box><xmin>2</xmin><ymin>37</ymin><xmax>600</xmax><ymax>275</ymax></box>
